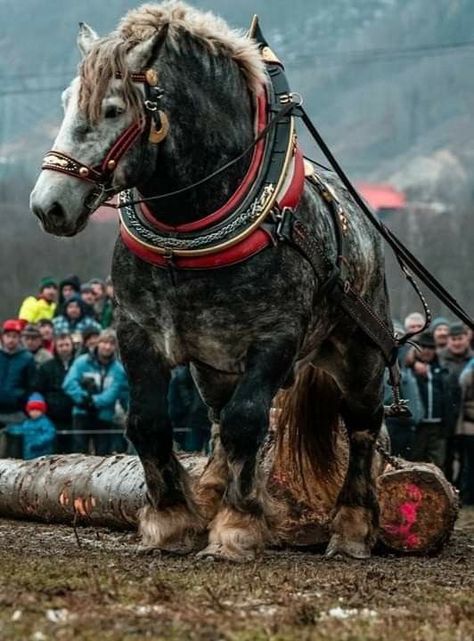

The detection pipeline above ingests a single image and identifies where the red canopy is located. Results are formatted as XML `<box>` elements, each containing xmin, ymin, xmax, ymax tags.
<box><xmin>355</xmin><ymin>182</ymin><xmax>406</xmax><ymax>211</ymax></box>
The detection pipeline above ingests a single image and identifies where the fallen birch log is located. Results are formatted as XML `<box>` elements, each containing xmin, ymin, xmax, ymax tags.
<box><xmin>0</xmin><ymin>445</ymin><xmax>458</xmax><ymax>554</ymax></box>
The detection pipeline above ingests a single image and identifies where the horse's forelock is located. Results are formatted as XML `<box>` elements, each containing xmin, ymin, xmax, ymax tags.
<box><xmin>118</xmin><ymin>1</ymin><xmax>266</xmax><ymax>95</ymax></box>
<box><xmin>78</xmin><ymin>38</ymin><xmax>143</xmax><ymax>124</ymax></box>
<box><xmin>77</xmin><ymin>1</ymin><xmax>266</xmax><ymax>124</ymax></box>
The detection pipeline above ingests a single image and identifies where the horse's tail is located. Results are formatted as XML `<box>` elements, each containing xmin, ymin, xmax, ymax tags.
<box><xmin>273</xmin><ymin>364</ymin><xmax>341</xmax><ymax>499</ymax></box>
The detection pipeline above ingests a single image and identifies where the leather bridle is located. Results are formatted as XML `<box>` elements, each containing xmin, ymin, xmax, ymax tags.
<box><xmin>40</xmin><ymin>68</ymin><xmax>169</xmax><ymax>208</ymax></box>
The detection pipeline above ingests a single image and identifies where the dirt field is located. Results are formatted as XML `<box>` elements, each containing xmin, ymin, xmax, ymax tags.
<box><xmin>0</xmin><ymin>510</ymin><xmax>473</xmax><ymax>641</ymax></box>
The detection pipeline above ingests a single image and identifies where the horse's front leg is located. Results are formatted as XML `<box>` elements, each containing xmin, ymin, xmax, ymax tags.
<box><xmin>198</xmin><ymin>337</ymin><xmax>297</xmax><ymax>562</ymax></box>
<box><xmin>117</xmin><ymin>318</ymin><xmax>206</xmax><ymax>553</ymax></box>
<box><xmin>326</xmin><ymin>341</ymin><xmax>386</xmax><ymax>559</ymax></box>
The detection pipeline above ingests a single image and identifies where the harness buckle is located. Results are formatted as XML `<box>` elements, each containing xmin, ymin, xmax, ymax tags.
<box><xmin>144</xmin><ymin>100</ymin><xmax>158</xmax><ymax>112</ymax></box>
<box><xmin>275</xmin><ymin>206</ymin><xmax>293</xmax><ymax>241</ymax></box>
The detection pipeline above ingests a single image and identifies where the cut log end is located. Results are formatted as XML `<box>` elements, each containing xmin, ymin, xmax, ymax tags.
<box><xmin>377</xmin><ymin>463</ymin><xmax>459</xmax><ymax>554</ymax></box>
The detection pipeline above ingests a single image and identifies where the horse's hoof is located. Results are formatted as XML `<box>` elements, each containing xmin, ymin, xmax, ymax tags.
<box><xmin>138</xmin><ymin>503</ymin><xmax>206</xmax><ymax>553</ymax></box>
<box><xmin>325</xmin><ymin>534</ymin><xmax>371</xmax><ymax>559</ymax></box>
<box><xmin>137</xmin><ymin>538</ymin><xmax>202</xmax><ymax>556</ymax></box>
<box><xmin>136</xmin><ymin>544</ymin><xmax>161</xmax><ymax>556</ymax></box>
<box><xmin>159</xmin><ymin>532</ymin><xmax>208</xmax><ymax>555</ymax></box>
<box><xmin>196</xmin><ymin>543</ymin><xmax>256</xmax><ymax>563</ymax></box>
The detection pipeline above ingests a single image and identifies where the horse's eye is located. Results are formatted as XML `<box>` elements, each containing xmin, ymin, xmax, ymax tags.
<box><xmin>104</xmin><ymin>105</ymin><xmax>124</xmax><ymax>119</ymax></box>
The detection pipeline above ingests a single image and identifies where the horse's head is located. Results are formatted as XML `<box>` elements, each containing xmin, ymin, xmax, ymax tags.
<box><xmin>30</xmin><ymin>2</ymin><xmax>265</xmax><ymax>237</ymax></box>
<box><xmin>30</xmin><ymin>20</ymin><xmax>171</xmax><ymax>236</ymax></box>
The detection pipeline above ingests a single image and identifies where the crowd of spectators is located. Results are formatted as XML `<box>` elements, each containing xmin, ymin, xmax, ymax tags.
<box><xmin>385</xmin><ymin>312</ymin><xmax>474</xmax><ymax>506</ymax></box>
<box><xmin>0</xmin><ymin>272</ymin><xmax>128</xmax><ymax>458</ymax></box>
<box><xmin>0</xmin><ymin>274</ymin><xmax>210</xmax><ymax>460</ymax></box>
<box><xmin>1</xmin><ymin>276</ymin><xmax>473</xmax><ymax>505</ymax></box>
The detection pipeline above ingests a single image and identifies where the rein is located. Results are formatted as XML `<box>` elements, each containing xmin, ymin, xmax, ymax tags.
<box><xmin>298</xmin><ymin>107</ymin><xmax>474</xmax><ymax>334</ymax></box>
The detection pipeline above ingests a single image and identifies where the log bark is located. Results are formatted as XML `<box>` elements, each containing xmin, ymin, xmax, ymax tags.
<box><xmin>0</xmin><ymin>449</ymin><xmax>458</xmax><ymax>554</ymax></box>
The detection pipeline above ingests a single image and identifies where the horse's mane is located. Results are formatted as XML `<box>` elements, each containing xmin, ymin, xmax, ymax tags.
<box><xmin>79</xmin><ymin>1</ymin><xmax>266</xmax><ymax>123</ymax></box>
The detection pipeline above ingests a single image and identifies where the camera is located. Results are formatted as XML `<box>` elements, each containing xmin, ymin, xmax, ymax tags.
<box><xmin>80</xmin><ymin>374</ymin><xmax>100</xmax><ymax>395</ymax></box>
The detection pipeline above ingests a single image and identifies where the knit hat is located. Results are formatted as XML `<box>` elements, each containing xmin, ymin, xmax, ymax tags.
<box><xmin>2</xmin><ymin>319</ymin><xmax>23</xmax><ymax>334</ymax></box>
<box><xmin>59</xmin><ymin>275</ymin><xmax>81</xmax><ymax>293</ymax></box>
<box><xmin>25</xmin><ymin>393</ymin><xmax>47</xmax><ymax>414</ymax></box>
<box><xmin>431</xmin><ymin>317</ymin><xmax>450</xmax><ymax>331</ymax></box>
<box><xmin>417</xmin><ymin>331</ymin><xmax>436</xmax><ymax>348</ymax></box>
<box><xmin>89</xmin><ymin>278</ymin><xmax>105</xmax><ymax>287</ymax></box>
<box><xmin>22</xmin><ymin>323</ymin><xmax>41</xmax><ymax>338</ymax></box>
<box><xmin>39</xmin><ymin>277</ymin><xmax>58</xmax><ymax>291</ymax></box>
<box><xmin>448</xmin><ymin>322</ymin><xmax>468</xmax><ymax>337</ymax></box>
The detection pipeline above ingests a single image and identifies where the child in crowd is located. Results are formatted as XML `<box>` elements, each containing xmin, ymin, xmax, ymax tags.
<box><xmin>5</xmin><ymin>393</ymin><xmax>56</xmax><ymax>459</ymax></box>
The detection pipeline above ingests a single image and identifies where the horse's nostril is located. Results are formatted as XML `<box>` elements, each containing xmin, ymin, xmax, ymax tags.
<box><xmin>32</xmin><ymin>204</ymin><xmax>45</xmax><ymax>223</ymax></box>
<box><xmin>47</xmin><ymin>202</ymin><xmax>65</xmax><ymax>220</ymax></box>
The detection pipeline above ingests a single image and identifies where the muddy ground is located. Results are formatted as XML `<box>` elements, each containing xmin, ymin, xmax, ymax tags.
<box><xmin>0</xmin><ymin>510</ymin><xmax>473</xmax><ymax>641</ymax></box>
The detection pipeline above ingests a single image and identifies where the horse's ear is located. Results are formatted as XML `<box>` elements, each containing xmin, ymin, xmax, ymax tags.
<box><xmin>247</xmin><ymin>15</ymin><xmax>259</xmax><ymax>39</ymax></box>
<box><xmin>127</xmin><ymin>24</ymin><xmax>170</xmax><ymax>71</ymax></box>
<box><xmin>77</xmin><ymin>22</ymin><xmax>99</xmax><ymax>58</ymax></box>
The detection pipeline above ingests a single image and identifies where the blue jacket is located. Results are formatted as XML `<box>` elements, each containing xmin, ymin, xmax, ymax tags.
<box><xmin>461</xmin><ymin>357</ymin><xmax>474</xmax><ymax>377</ymax></box>
<box><xmin>62</xmin><ymin>352</ymin><xmax>128</xmax><ymax>422</ymax></box>
<box><xmin>6</xmin><ymin>414</ymin><xmax>56</xmax><ymax>459</ymax></box>
<box><xmin>0</xmin><ymin>348</ymin><xmax>36</xmax><ymax>412</ymax></box>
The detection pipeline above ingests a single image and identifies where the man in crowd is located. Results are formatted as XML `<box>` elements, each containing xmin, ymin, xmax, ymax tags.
<box><xmin>384</xmin><ymin>365</ymin><xmax>423</xmax><ymax>460</ymax></box>
<box><xmin>79</xmin><ymin>284</ymin><xmax>98</xmax><ymax>320</ymax></box>
<box><xmin>411</xmin><ymin>331</ymin><xmax>449</xmax><ymax>468</ymax></box>
<box><xmin>89</xmin><ymin>278</ymin><xmax>114</xmax><ymax>328</ymax></box>
<box><xmin>38</xmin><ymin>319</ymin><xmax>55</xmax><ymax>353</ymax></box>
<box><xmin>400</xmin><ymin>312</ymin><xmax>427</xmax><ymax>365</ymax></box>
<box><xmin>458</xmin><ymin>357</ymin><xmax>474</xmax><ymax>505</ymax></box>
<box><xmin>22</xmin><ymin>324</ymin><xmax>53</xmax><ymax>367</ymax></box>
<box><xmin>432</xmin><ymin>317</ymin><xmax>450</xmax><ymax>351</ymax></box>
<box><xmin>57</xmin><ymin>275</ymin><xmax>81</xmax><ymax>312</ymax></box>
<box><xmin>80</xmin><ymin>327</ymin><xmax>101</xmax><ymax>355</ymax></box>
<box><xmin>35</xmin><ymin>333</ymin><xmax>75</xmax><ymax>453</ymax></box>
<box><xmin>63</xmin><ymin>329</ymin><xmax>128</xmax><ymax>455</ymax></box>
<box><xmin>168</xmin><ymin>364</ymin><xmax>211</xmax><ymax>453</ymax></box>
<box><xmin>0</xmin><ymin>320</ymin><xmax>36</xmax><ymax>437</ymax></box>
<box><xmin>438</xmin><ymin>322</ymin><xmax>473</xmax><ymax>483</ymax></box>
<box><xmin>53</xmin><ymin>296</ymin><xmax>102</xmax><ymax>336</ymax></box>
<box><xmin>404</xmin><ymin>312</ymin><xmax>425</xmax><ymax>334</ymax></box>
<box><xmin>18</xmin><ymin>277</ymin><xmax>58</xmax><ymax>324</ymax></box>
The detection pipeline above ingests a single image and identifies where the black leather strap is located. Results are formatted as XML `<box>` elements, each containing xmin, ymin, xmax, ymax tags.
<box><xmin>300</xmin><ymin>107</ymin><xmax>474</xmax><ymax>332</ymax></box>
<box><xmin>277</xmin><ymin>205</ymin><xmax>397</xmax><ymax>365</ymax></box>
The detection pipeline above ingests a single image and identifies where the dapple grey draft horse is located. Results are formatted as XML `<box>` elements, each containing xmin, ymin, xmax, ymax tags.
<box><xmin>30</xmin><ymin>1</ymin><xmax>393</xmax><ymax>561</ymax></box>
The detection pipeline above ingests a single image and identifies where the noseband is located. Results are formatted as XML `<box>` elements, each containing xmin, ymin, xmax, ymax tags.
<box><xmin>40</xmin><ymin>68</ymin><xmax>169</xmax><ymax>198</ymax></box>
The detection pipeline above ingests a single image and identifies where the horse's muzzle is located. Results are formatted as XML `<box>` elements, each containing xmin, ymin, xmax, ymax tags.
<box><xmin>30</xmin><ymin>198</ymin><xmax>84</xmax><ymax>237</ymax></box>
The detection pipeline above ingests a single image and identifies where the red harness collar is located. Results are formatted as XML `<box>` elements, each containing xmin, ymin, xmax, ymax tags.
<box><xmin>119</xmin><ymin>89</ymin><xmax>305</xmax><ymax>270</ymax></box>
<box><xmin>121</xmin><ymin>148</ymin><xmax>304</xmax><ymax>269</ymax></box>
<box><xmin>118</xmin><ymin>47</ymin><xmax>306</xmax><ymax>271</ymax></box>
<box><xmin>138</xmin><ymin>92</ymin><xmax>268</xmax><ymax>235</ymax></box>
